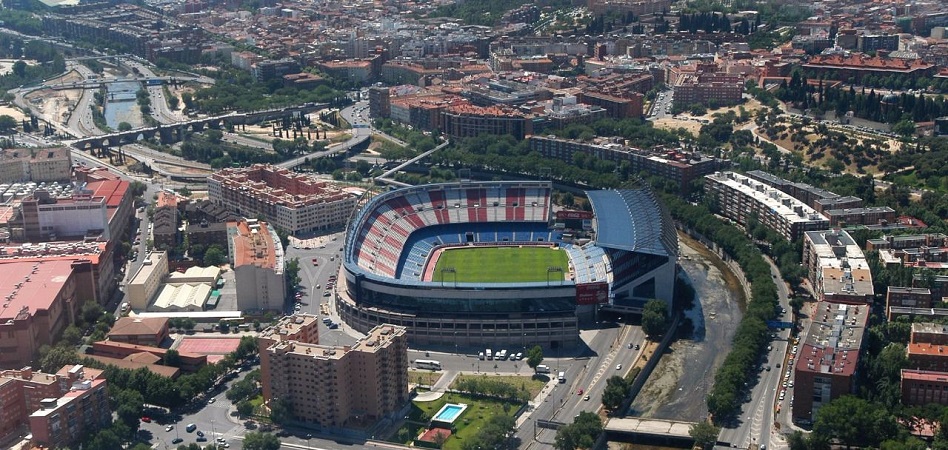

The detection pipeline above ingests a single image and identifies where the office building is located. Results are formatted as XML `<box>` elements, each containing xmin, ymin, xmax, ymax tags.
<box><xmin>14</xmin><ymin>190</ymin><xmax>111</xmax><ymax>242</ymax></box>
<box><xmin>802</xmin><ymin>229</ymin><xmax>874</xmax><ymax>304</ymax></box>
<box><xmin>208</xmin><ymin>165</ymin><xmax>358</xmax><ymax>234</ymax></box>
<box><xmin>0</xmin><ymin>260</ymin><xmax>98</xmax><ymax>369</ymax></box>
<box><xmin>258</xmin><ymin>314</ymin><xmax>408</xmax><ymax>429</ymax></box>
<box><xmin>0</xmin><ymin>147</ymin><xmax>72</xmax><ymax>183</ymax></box>
<box><xmin>126</xmin><ymin>251</ymin><xmax>169</xmax><ymax>311</ymax></box>
<box><xmin>792</xmin><ymin>302</ymin><xmax>868</xmax><ymax>422</ymax></box>
<box><xmin>228</xmin><ymin>219</ymin><xmax>285</xmax><ymax>311</ymax></box>
<box><xmin>704</xmin><ymin>172</ymin><xmax>830</xmax><ymax>241</ymax></box>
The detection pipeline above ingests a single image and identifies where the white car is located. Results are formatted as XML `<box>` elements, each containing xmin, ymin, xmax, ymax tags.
<box><xmin>616</xmin><ymin>364</ymin><xmax>622</xmax><ymax>370</ymax></box>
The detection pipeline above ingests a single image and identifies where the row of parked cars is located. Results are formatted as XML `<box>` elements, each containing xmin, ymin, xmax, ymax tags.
<box><xmin>479</xmin><ymin>349</ymin><xmax>522</xmax><ymax>361</ymax></box>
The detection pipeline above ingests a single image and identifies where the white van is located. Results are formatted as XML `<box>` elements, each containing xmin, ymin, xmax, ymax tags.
<box><xmin>478</xmin><ymin>352</ymin><xmax>485</xmax><ymax>360</ymax></box>
<box><xmin>557</xmin><ymin>371</ymin><xmax>566</xmax><ymax>383</ymax></box>
<box><xmin>121</xmin><ymin>302</ymin><xmax>129</xmax><ymax>313</ymax></box>
<box><xmin>486</xmin><ymin>349</ymin><xmax>493</xmax><ymax>360</ymax></box>
<box><xmin>535</xmin><ymin>364</ymin><xmax>550</xmax><ymax>374</ymax></box>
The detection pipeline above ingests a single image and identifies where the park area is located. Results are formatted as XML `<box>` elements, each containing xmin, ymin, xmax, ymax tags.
<box><xmin>388</xmin><ymin>374</ymin><xmax>544</xmax><ymax>449</ymax></box>
<box><xmin>431</xmin><ymin>246</ymin><xmax>569</xmax><ymax>283</ymax></box>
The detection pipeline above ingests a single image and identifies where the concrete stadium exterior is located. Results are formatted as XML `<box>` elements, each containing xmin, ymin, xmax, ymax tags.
<box><xmin>337</xmin><ymin>180</ymin><xmax>677</xmax><ymax>349</ymax></box>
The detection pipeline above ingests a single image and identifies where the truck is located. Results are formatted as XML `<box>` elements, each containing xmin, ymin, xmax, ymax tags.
<box><xmin>535</xmin><ymin>364</ymin><xmax>550</xmax><ymax>374</ymax></box>
<box><xmin>557</xmin><ymin>371</ymin><xmax>566</xmax><ymax>383</ymax></box>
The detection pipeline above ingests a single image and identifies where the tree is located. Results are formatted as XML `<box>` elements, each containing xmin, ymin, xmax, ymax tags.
<box><xmin>555</xmin><ymin>411</ymin><xmax>602</xmax><ymax>450</ymax></box>
<box><xmin>689</xmin><ymin>421</ymin><xmax>720</xmax><ymax>449</ymax></box>
<box><xmin>81</xmin><ymin>300</ymin><xmax>104</xmax><ymax>326</ymax></box>
<box><xmin>204</xmin><ymin>246</ymin><xmax>226</xmax><ymax>266</ymax></box>
<box><xmin>0</xmin><ymin>115</ymin><xmax>17</xmax><ymax>134</ymax></box>
<box><xmin>118</xmin><ymin>122</ymin><xmax>133</xmax><ymax>132</ymax></box>
<box><xmin>163</xmin><ymin>349</ymin><xmax>181</xmax><ymax>367</ymax></box>
<box><xmin>242</xmin><ymin>432</ymin><xmax>281</xmax><ymax>450</ymax></box>
<box><xmin>811</xmin><ymin>395</ymin><xmax>897</xmax><ymax>448</ymax></box>
<box><xmin>269</xmin><ymin>398</ymin><xmax>292</xmax><ymax>424</ymax></box>
<box><xmin>206</xmin><ymin>129</ymin><xmax>223</xmax><ymax>144</ymax></box>
<box><xmin>114</xmin><ymin>388</ymin><xmax>145</xmax><ymax>435</ymax></box>
<box><xmin>641</xmin><ymin>299</ymin><xmax>669</xmax><ymax>337</ymax></box>
<box><xmin>601</xmin><ymin>376</ymin><xmax>628</xmax><ymax>411</ymax></box>
<box><xmin>181</xmin><ymin>92</ymin><xmax>194</xmax><ymax>110</ymax></box>
<box><xmin>526</xmin><ymin>345</ymin><xmax>544</xmax><ymax>371</ymax></box>
<box><xmin>61</xmin><ymin>325</ymin><xmax>83</xmax><ymax>346</ymax></box>
<box><xmin>893</xmin><ymin>118</ymin><xmax>916</xmax><ymax>137</ymax></box>
<box><xmin>236</xmin><ymin>400</ymin><xmax>254</xmax><ymax>417</ymax></box>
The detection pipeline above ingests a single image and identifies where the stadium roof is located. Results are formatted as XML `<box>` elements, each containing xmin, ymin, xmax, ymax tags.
<box><xmin>586</xmin><ymin>189</ymin><xmax>677</xmax><ymax>257</ymax></box>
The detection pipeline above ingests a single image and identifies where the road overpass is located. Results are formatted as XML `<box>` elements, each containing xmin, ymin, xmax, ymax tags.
<box><xmin>604</xmin><ymin>417</ymin><xmax>697</xmax><ymax>447</ymax></box>
<box><xmin>67</xmin><ymin>103</ymin><xmax>327</xmax><ymax>150</ymax></box>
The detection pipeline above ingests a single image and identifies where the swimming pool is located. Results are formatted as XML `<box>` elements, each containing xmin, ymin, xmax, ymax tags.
<box><xmin>431</xmin><ymin>403</ymin><xmax>468</xmax><ymax>425</ymax></box>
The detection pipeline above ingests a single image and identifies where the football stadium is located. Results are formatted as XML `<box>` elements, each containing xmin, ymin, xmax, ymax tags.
<box><xmin>338</xmin><ymin>180</ymin><xmax>678</xmax><ymax>348</ymax></box>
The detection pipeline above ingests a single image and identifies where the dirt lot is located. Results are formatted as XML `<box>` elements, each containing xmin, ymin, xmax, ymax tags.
<box><xmin>628</xmin><ymin>234</ymin><xmax>745</xmax><ymax>422</ymax></box>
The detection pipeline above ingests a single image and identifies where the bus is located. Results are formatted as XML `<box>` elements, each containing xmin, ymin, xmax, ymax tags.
<box><xmin>415</xmin><ymin>360</ymin><xmax>442</xmax><ymax>370</ymax></box>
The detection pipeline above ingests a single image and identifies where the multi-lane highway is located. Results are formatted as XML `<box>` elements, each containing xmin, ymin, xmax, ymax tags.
<box><xmin>717</xmin><ymin>258</ymin><xmax>794</xmax><ymax>450</ymax></box>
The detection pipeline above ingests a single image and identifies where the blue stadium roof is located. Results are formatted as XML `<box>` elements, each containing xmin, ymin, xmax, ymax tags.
<box><xmin>586</xmin><ymin>189</ymin><xmax>677</xmax><ymax>257</ymax></box>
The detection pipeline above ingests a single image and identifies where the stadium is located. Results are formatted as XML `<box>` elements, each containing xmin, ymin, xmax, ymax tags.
<box><xmin>338</xmin><ymin>180</ymin><xmax>678</xmax><ymax>348</ymax></box>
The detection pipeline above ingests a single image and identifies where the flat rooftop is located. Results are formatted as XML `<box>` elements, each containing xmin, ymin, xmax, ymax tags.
<box><xmin>796</xmin><ymin>302</ymin><xmax>868</xmax><ymax>377</ymax></box>
<box><xmin>210</xmin><ymin>164</ymin><xmax>356</xmax><ymax>209</ymax></box>
<box><xmin>229</xmin><ymin>220</ymin><xmax>281</xmax><ymax>271</ymax></box>
<box><xmin>0</xmin><ymin>259</ymin><xmax>77</xmax><ymax>322</ymax></box>
<box><xmin>706</xmin><ymin>172</ymin><xmax>828</xmax><ymax>225</ymax></box>
<box><xmin>129</xmin><ymin>251</ymin><xmax>167</xmax><ymax>285</ymax></box>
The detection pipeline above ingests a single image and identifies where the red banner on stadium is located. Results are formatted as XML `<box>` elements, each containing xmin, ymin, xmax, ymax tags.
<box><xmin>557</xmin><ymin>210</ymin><xmax>594</xmax><ymax>220</ymax></box>
<box><xmin>576</xmin><ymin>282</ymin><xmax>609</xmax><ymax>305</ymax></box>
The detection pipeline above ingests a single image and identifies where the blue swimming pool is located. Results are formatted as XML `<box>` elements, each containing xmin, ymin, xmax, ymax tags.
<box><xmin>432</xmin><ymin>403</ymin><xmax>468</xmax><ymax>425</ymax></box>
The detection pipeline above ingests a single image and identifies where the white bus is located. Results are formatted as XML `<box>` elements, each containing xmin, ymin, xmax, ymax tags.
<box><xmin>415</xmin><ymin>359</ymin><xmax>442</xmax><ymax>370</ymax></box>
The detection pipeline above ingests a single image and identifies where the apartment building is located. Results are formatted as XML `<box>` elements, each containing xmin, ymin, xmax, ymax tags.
<box><xmin>126</xmin><ymin>251</ymin><xmax>169</xmax><ymax>311</ymax></box>
<box><xmin>792</xmin><ymin>302</ymin><xmax>868</xmax><ymax>423</ymax></box>
<box><xmin>901</xmin><ymin>369</ymin><xmax>948</xmax><ymax>406</ymax></box>
<box><xmin>227</xmin><ymin>219</ymin><xmax>285</xmax><ymax>311</ymax></box>
<box><xmin>440</xmin><ymin>104</ymin><xmax>534</xmax><ymax>140</ymax></box>
<box><xmin>152</xmin><ymin>206</ymin><xmax>178</xmax><ymax>250</ymax></box>
<box><xmin>911</xmin><ymin>323</ymin><xmax>948</xmax><ymax>346</ymax></box>
<box><xmin>887</xmin><ymin>287</ymin><xmax>934</xmax><ymax>316</ymax></box>
<box><xmin>28</xmin><ymin>366</ymin><xmax>110</xmax><ymax>448</ymax></box>
<box><xmin>0</xmin><ymin>147</ymin><xmax>72</xmax><ymax>183</ymax></box>
<box><xmin>704</xmin><ymin>172</ymin><xmax>830</xmax><ymax>241</ymax></box>
<box><xmin>824</xmin><ymin>206</ymin><xmax>897</xmax><ymax>227</ymax></box>
<box><xmin>0</xmin><ymin>365</ymin><xmax>109</xmax><ymax>447</ymax></box>
<box><xmin>528</xmin><ymin>135</ymin><xmax>724</xmax><ymax>193</ymax></box>
<box><xmin>208</xmin><ymin>165</ymin><xmax>358</xmax><ymax>235</ymax></box>
<box><xmin>673</xmin><ymin>72</ymin><xmax>743</xmax><ymax>108</ymax></box>
<box><xmin>802</xmin><ymin>229</ymin><xmax>874</xmax><ymax>304</ymax></box>
<box><xmin>746</xmin><ymin>170</ymin><xmax>863</xmax><ymax>213</ymax></box>
<box><xmin>867</xmin><ymin>233</ymin><xmax>948</xmax><ymax>251</ymax></box>
<box><xmin>0</xmin><ymin>260</ymin><xmax>98</xmax><ymax>369</ymax></box>
<box><xmin>258</xmin><ymin>314</ymin><xmax>408</xmax><ymax>429</ymax></box>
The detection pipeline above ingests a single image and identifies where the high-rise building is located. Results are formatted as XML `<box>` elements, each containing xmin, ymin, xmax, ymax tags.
<box><xmin>802</xmin><ymin>229</ymin><xmax>874</xmax><ymax>304</ymax></box>
<box><xmin>0</xmin><ymin>365</ymin><xmax>110</xmax><ymax>447</ymax></box>
<box><xmin>227</xmin><ymin>219</ymin><xmax>285</xmax><ymax>311</ymax></box>
<box><xmin>258</xmin><ymin>314</ymin><xmax>408</xmax><ymax>429</ymax></box>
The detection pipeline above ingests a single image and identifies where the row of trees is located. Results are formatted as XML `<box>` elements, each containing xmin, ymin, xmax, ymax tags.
<box><xmin>190</xmin><ymin>69</ymin><xmax>349</xmax><ymax>114</ymax></box>
<box><xmin>452</xmin><ymin>375</ymin><xmax>531</xmax><ymax>402</ymax></box>
<box><xmin>660</xmin><ymin>193</ymin><xmax>780</xmax><ymax>421</ymax></box>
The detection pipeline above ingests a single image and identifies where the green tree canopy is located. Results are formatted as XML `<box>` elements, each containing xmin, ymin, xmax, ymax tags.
<box><xmin>641</xmin><ymin>299</ymin><xmax>670</xmax><ymax>337</ymax></box>
<box><xmin>243</xmin><ymin>432</ymin><xmax>281</xmax><ymax>450</ymax></box>
<box><xmin>689</xmin><ymin>421</ymin><xmax>720</xmax><ymax>449</ymax></box>
<box><xmin>526</xmin><ymin>345</ymin><xmax>544</xmax><ymax>370</ymax></box>
<box><xmin>811</xmin><ymin>395</ymin><xmax>897</xmax><ymax>448</ymax></box>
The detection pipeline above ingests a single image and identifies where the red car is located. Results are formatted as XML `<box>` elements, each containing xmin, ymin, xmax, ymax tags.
<box><xmin>141</xmin><ymin>416</ymin><xmax>151</xmax><ymax>423</ymax></box>
<box><xmin>577</xmin><ymin>388</ymin><xmax>583</xmax><ymax>395</ymax></box>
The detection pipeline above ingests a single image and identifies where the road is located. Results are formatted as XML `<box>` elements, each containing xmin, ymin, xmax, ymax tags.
<box><xmin>716</xmin><ymin>257</ymin><xmax>793</xmax><ymax>450</ymax></box>
<box><xmin>517</xmin><ymin>323</ymin><xmax>643</xmax><ymax>448</ymax></box>
<box><xmin>276</xmin><ymin>101</ymin><xmax>373</xmax><ymax>169</ymax></box>
<box><xmin>648</xmin><ymin>89</ymin><xmax>675</xmax><ymax>120</ymax></box>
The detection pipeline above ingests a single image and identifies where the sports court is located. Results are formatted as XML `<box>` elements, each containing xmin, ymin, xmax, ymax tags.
<box><xmin>430</xmin><ymin>246</ymin><xmax>569</xmax><ymax>283</ymax></box>
<box><xmin>176</xmin><ymin>337</ymin><xmax>241</xmax><ymax>364</ymax></box>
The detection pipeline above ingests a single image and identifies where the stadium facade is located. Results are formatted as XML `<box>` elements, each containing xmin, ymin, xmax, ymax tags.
<box><xmin>338</xmin><ymin>180</ymin><xmax>677</xmax><ymax>348</ymax></box>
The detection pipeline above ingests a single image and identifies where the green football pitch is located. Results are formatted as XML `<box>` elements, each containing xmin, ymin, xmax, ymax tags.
<box><xmin>431</xmin><ymin>246</ymin><xmax>570</xmax><ymax>283</ymax></box>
